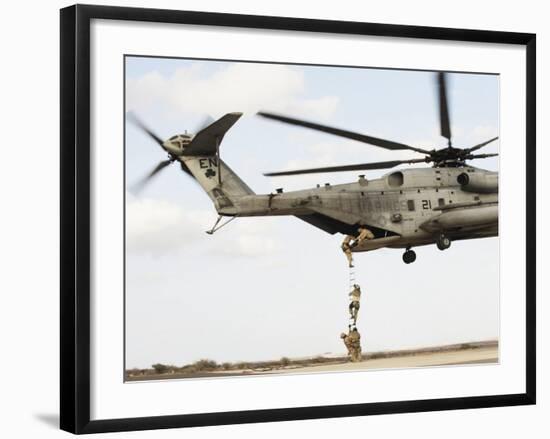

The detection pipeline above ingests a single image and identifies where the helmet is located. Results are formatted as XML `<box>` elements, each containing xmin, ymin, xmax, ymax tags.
<box><xmin>340</xmin><ymin>333</ymin><xmax>346</xmax><ymax>339</ymax></box>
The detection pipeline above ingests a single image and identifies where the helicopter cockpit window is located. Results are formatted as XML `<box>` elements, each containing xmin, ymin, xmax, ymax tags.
<box><xmin>169</xmin><ymin>135</ymin><xmax>179</xmax><ymax>141</ymax></box>
<box><xmin>388</xmin><ymin>171</ymin><xmax>404</xmax><ymax>187</ymax></box>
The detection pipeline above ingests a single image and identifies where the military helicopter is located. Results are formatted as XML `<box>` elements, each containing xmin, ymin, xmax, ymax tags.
<box><xmin>128</xmin><ymin>72</ymin><xmax>498</xmax><ymax>264</ymax></box>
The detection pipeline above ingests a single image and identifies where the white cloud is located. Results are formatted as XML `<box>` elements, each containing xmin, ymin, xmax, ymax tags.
<box><xmin>126</xmin><ymin>63</ymin><xmax>339</xmax><ymax>120</ymax></box>
<box><xmin>233</xmin><ymin>235</ymin><xmax>280</xmax><ymax>257</ymax></box>
<box><xmin>216</xmin><ymin>218</ymin><xmax>283</xmax><ymax>258</ymax></box>
<box><xmin>127</xmin><ymin>196</ymin><xmax>283</xmax><ymax>258</ymax></box>
<box><xmin>126</xmin><ymin>197</ymin><xmax>212</xmax><ymax>255</ymax></box>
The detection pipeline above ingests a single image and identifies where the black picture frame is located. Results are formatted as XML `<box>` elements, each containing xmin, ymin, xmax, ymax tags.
<box><xmin>60</xmin><ymin>4</ymin><xmax>536</xmax><ymax>434</ymax></box>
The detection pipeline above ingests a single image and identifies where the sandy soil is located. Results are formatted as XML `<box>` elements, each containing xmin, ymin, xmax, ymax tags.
<box><xmin>267</xmin><ymin>345</ymin><xmax>498</xmax><ymax>375</ymax></box>
<box><xmin>127</xmin><ymin>345</ymin><xmax>498</xmax><ymax>381</ymax></box>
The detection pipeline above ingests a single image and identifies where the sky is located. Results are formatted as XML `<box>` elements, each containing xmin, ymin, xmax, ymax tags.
<box><xmin>124</xmin><ymin>56</ymin><xmax>500</xmax><ymax>370</ymax></box>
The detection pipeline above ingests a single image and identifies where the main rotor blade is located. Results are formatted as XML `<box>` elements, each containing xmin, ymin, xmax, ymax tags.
<box><xmin>258</xmin><ymin>112</ymin><xmax>431</xmax><ymax>155</ymax></box>
<box><xmin>468</xmin><ymin>153</ymin><xmax>498</xmax><ymax>160</ymax></box>
<box><xmin>127</xmin><ymin>112</ymin><xmax>165</xmax><ymax>147</ymax></box>
<box><xmin>467</xmin><ymin>136</ymin><xmax>499</xmax><ymax>153</ymax></box>
<box><xmin>264</xmin><ymin>158</ymin><xmax>428</xmax><ymax>176</ymax></box>
<box><xmin>130</xmin><ymin>159</ymin><xmax>172</xmax><ymax>193</ymax></box>
<box><xmin>437</xmin><ymin>72</ymin><xmax>452</xmax><ymax>146</ymax></box>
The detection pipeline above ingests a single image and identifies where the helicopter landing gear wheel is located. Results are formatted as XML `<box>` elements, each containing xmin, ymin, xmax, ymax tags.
<box><xmin>403</xmin><ymin>249</ymin><xmax>416</xmax><ymax>264</ymax></box>
<box><xmin>436</xmin><ymin>234</ymin><xmax>451</xmax><ymax>251</ymax></box>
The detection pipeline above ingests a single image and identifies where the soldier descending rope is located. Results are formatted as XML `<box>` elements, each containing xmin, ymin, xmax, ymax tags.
<box><xmin>341</xmin><ymin>235</ymin><xmax>355</xmax><ymax>268</ymax></box>
<box><xmin>341</xmin><ymin>278</ymin><xmax>364</xmax><ymax>362</ymax></box>
<box><xmin>340</xmin><ymin>226</ymin><xmax>374</xmax><ymax>268</ymax></box>
<box><xmin>339</xmin><ymin>229</ymin><xmax>371</xmax><ymax>362</ymax></box>
<box><xmin>349</xmin><ymin>284</ymin><xmax>361</xmax><ymax>326</ymax></box>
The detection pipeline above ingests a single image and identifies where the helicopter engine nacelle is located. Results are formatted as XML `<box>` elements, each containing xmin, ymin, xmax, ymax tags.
<box><xmin>420</xmin><ymin>205</ymin><xmax>498</xmax><ymax>232</ymax></box>
<box><xmin>457</xmin><ymin>172</ymin><xmax>498</xmax><ymax>194</ymax></box>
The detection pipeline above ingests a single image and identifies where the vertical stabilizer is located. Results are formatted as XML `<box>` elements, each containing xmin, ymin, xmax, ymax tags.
<box><xmin>179</xmin><ymin>113</ymin><xmax>254</xmax><ymax>214</ymax></box>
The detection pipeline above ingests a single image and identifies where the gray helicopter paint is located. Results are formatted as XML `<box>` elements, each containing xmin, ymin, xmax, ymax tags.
<box><xmin>180</xmin><ymin>154</ymin><xmax>498</xmax><ymax>252</ymax></box>
<box><xmin>128</xmin><ymin>69</ymin><xmax>498</xmax><ymax>257</ymax></box>
<box><xmin>160</xmin><ymin>123</ymin><xmax>499</xmax><ymax>254</ymax></box>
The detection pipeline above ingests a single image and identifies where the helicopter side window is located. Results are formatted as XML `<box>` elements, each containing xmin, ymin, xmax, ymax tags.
<box><xmin>438</xmin><ymin>198</ymin><xmax>445</xmax><ymax>207</ymax></box>
<box><xmin>407</xmin><ymin>200</ymin><xmax>415</xmax><ymax>211</ymax></box>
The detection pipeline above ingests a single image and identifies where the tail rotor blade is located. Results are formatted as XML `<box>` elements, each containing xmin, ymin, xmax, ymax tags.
<box><xmin>127</xmin><ymin>112</ymin><xmax>165</xmax><ymax>147</ymax></box>
<box><xmin>437</xmin><ymin>72</ymin><xmax>452</xmax><ymax>147</ymax></box>
<box><xmin>130</xmin><ymin>159</ymin><xmax>172</xmax><ymax>193</ymax></box>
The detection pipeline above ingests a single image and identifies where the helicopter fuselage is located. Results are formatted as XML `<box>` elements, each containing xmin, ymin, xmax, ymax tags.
<box><xmin>129</xmin><ymin>72</ymin><xmax>499</xmax><ymax>262</ymax></box>
<box><xmin>214</xmin><ymin>166</ymin><xmax>498</xmax><ymax>252</ymax></box>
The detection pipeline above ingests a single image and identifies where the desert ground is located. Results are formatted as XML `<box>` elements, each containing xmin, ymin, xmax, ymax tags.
<box><xmin>266</xmin><ymin>345</ymin><xmax>497</xmax><ymax>375</ymax></box>
<box><xmin>126</xmin><ymin>341</ymin><xmax>498</xmax><ymax>381</ymax></box>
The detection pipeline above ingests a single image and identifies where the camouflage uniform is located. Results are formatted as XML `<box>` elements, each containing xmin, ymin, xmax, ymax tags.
<box><xmin>349</xmin><ymin>284</ymin><xmax>361</xmax><ymax>325</ymax></box>
<box><xmin>341</xmin><ymin>235</ymin><xmax>354</xmax><ymax>268</ymax></box>
<box><xmin>341</xmin><ymin>329</ymin><xmax>362</xmax><ymax>362</ymax></box>
<box><xmin>348</xmin><ymin>329</ymin><xmax>362</xmax><ymax>362</ymax></box>
<box><xmin>341</xmin><ymin>332</ymin><xmax>352</xmax><ymax>356</ymax></box>
<box><xmin>352</xmin><ymin>226</ymin><xmax>375</xmax><ymax>247</ymax></box>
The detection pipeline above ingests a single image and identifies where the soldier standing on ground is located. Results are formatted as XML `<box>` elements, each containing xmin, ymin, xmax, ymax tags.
<box><xmin>341</xmin><ymin>332</ymin><xmax>352</xmax><ymax>357</ymax></box>
<box><xmin>340</xmin><ymin>328</ymin><xmax>362</xmax><ymax>362</ymax></box>
<box><xmin>348</xmin><ymin>328</ymin><xmax>362</xmax><ymax>362</ymax></box>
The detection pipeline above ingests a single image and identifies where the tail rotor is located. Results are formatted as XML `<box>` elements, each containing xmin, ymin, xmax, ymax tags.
<box><xmin>126</xmin><ymin>112</ymin><xmax>204</xmax><ymax>193</ymax></box>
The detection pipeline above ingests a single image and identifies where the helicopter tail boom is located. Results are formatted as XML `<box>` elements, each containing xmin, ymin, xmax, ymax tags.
<box><xmin>176</xmin><ymin>114</ymin><xmax>252</xmax><ymax>214</ymax></box>
<box><xmin>182</xmin><ymin>155</ymin><xmax>254</xmax><ymax>214</ymax></box>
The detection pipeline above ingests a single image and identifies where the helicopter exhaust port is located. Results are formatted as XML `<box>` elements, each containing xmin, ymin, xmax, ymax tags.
<box><xmin>457</xmin><ymin>171</ymin><xmax>498</xmax><ymax>193</ymax></box>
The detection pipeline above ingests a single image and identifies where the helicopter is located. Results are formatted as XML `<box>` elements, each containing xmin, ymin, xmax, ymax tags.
<box><xmin>128</xmin><ymin>72</ymin><xmax>498</xmax><ymax>264</ymax></box>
